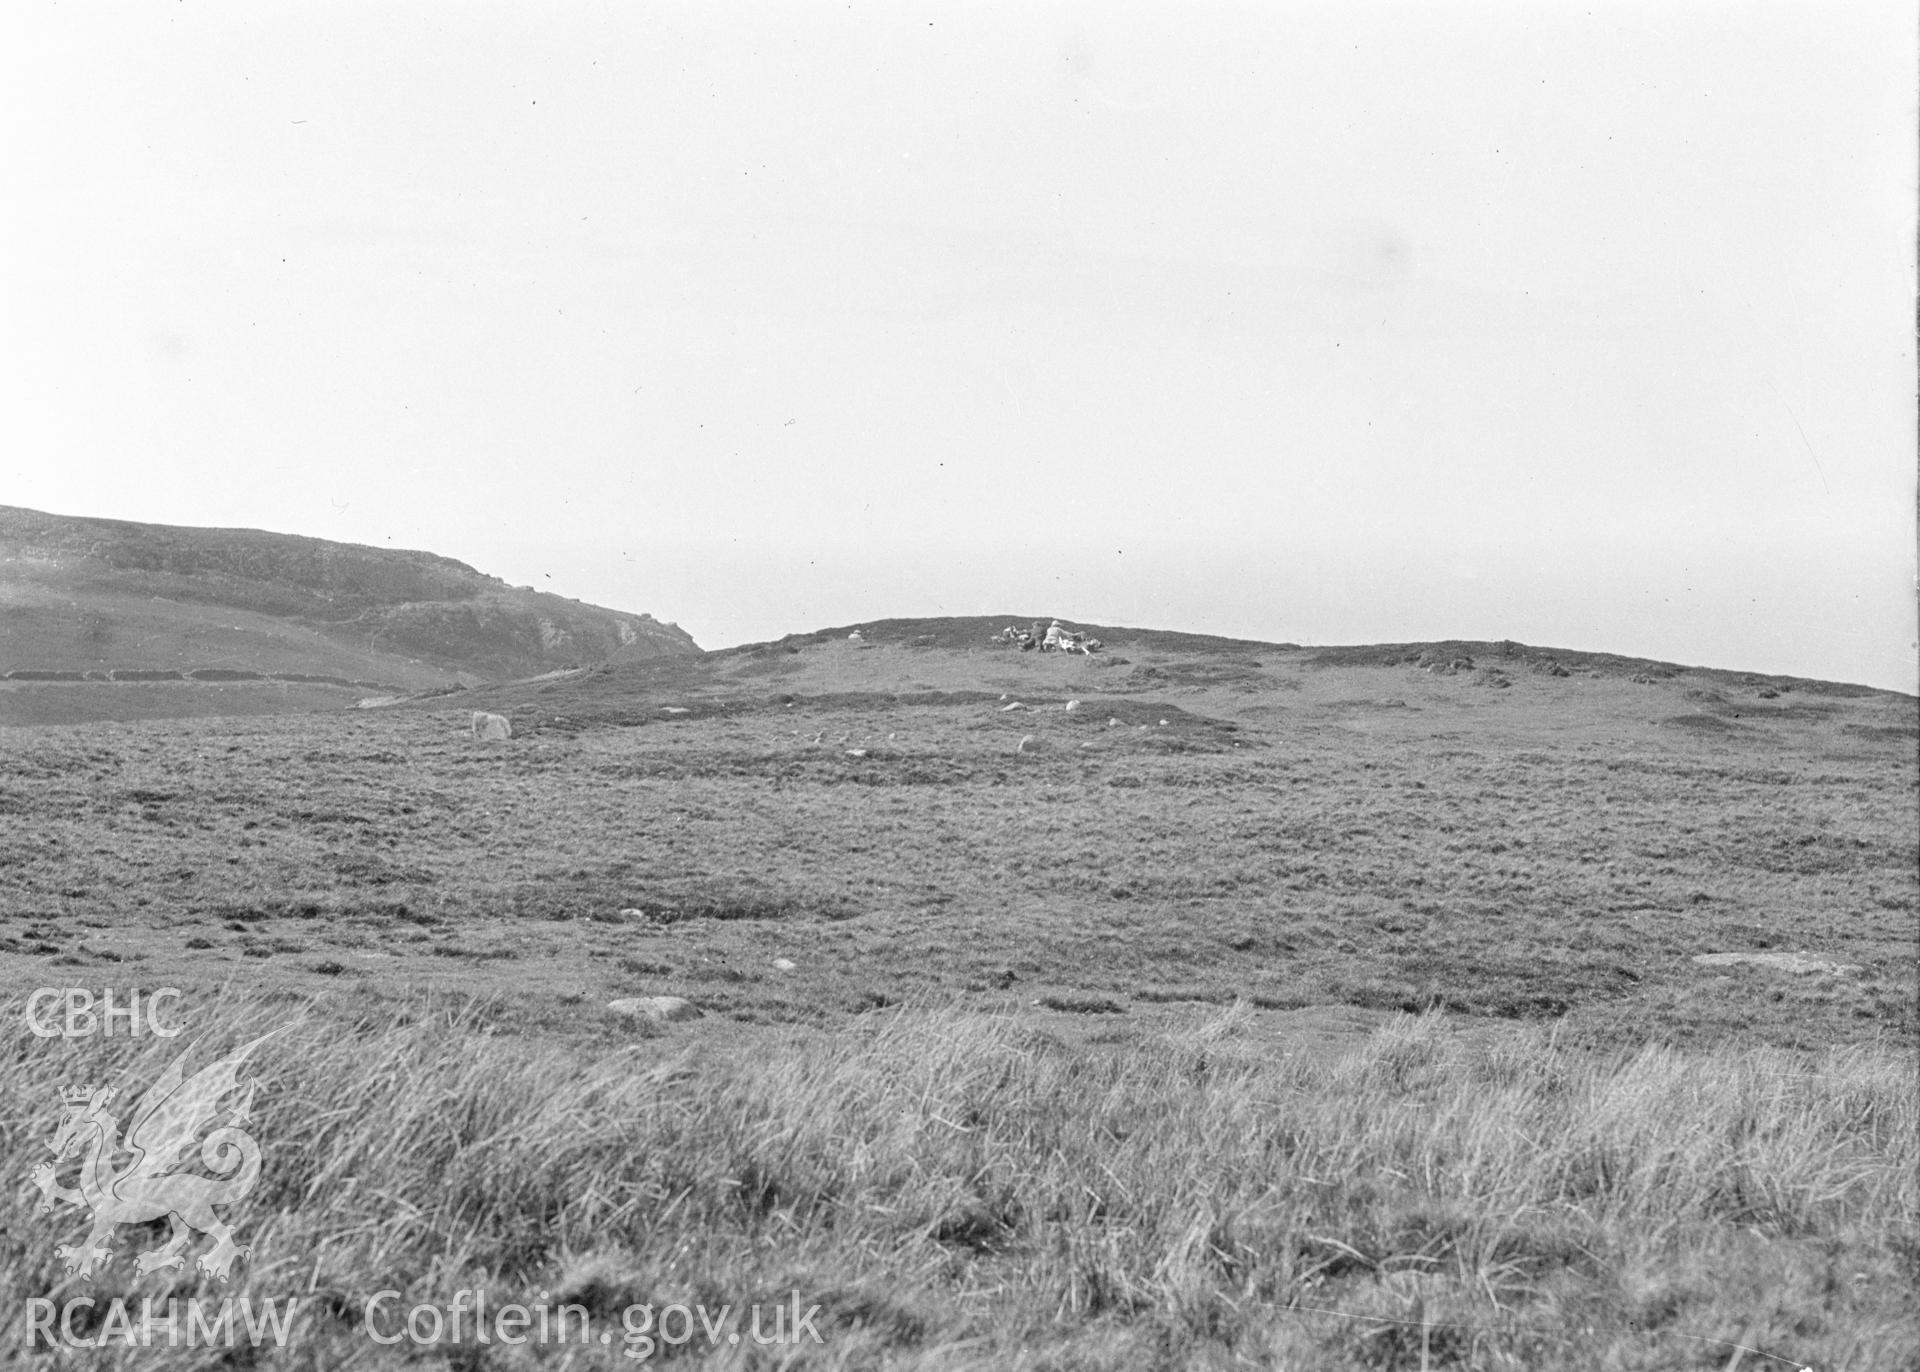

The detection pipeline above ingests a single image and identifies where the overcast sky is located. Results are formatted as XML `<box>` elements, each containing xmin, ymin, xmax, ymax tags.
<box><xmin>5</xmin><ymin>3</ymin><xmax>1914</xmax><ymax>689</ymax></box>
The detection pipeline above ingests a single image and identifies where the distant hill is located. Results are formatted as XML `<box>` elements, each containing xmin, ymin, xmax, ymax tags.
<box><xmin>0</xmin><ymin>506</ymin><xmax>698</xmax><ymax>723</ymax></box>
<box><xmin>440</xmin><ymin>612</ymin><xmax>1911</xmax><ymax>742</ymax></box>
<box><xmin>731</xmin><ymin>617</ymin><xmax>1892</xmax><ymax>696</ymax></box>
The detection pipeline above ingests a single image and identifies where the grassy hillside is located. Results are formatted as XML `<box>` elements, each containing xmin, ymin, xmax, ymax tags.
<box><xmin>0</xmin><ymin>505</ymin><xmax>698</xmax><ymax>723</ymax></box>
<box><xmin>5</xmin><ymin>622</ymin><xmax>1909</xmax><ymax>1046</ymax></box>
<box><xmin>1</xmin><ymin>618</ymin><xmax>1911</xmax><ymax>1366</ymax></box>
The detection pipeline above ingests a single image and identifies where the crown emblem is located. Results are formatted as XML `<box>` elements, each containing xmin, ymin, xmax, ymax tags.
<box><xmin>60</xmin><ymin>1085</ymin><xmax>96</xmax><ymax>1105</ymax></box>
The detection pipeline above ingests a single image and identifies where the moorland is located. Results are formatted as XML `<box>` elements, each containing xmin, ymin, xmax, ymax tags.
<box><xmin>2</xmin><ymin>617</ymin><xmax>1914</xmax><ymax>1368</ymax></box>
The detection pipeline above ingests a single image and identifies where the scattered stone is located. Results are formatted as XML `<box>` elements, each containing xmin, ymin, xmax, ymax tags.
<box><xmin>1691</xmin><ymin>951</ymin><xmax>1863</xmax><ymax>976</ymax></box>
<box><xmin>661</xmin><ymin>706</ymin><xmax>691</xmax><ymax>715</ymax></box>
<box><xmin>1017</xmin><ymin>735</ymin><xmax>1043</xmax><ymax>753</ymax></box>
<box><xmin>771</xmin><ymin>958</ymin><xmax>797</xmax><ymax>972</ymax></box>
<box><xmin>1038</xmin><ymin>992</ymin><xmax>1126</xmax><ymax>1015</ymax></box>
<box><xmin>845</xmin><ymin>748</ymin><xmax>868</xmax><ymax>757</ymax></box>
<box><xmin>1109</xmin><ymin>717</ymin><xmax>1121</xmax><ymax>727</ymax></box>
<box><xmin>1000</xmin><ymin>702</ymin><xmax>1025</xmax><ymax>712</ymax></box>
<box><xmin>1064</xmin><ymin>699</ymin><xmax>1080</xmax><ymax>712</ymax></box>
<box><xmin>608</xmin><ymin>996</ymin><xmax>702</xmax><ymax>1023</ymax></box>
<box><xmin>471</xmin><ymin>711</ymin><xmax>512</xmax><ymax>741</ymax></box>
<box><xmin>1158</xmin><ymin>719</ymin><xmax>1169</xmax><ymax>726</ymax></box>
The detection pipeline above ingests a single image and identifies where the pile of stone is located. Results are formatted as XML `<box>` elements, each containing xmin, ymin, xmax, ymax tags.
<box><xmin>993</xmin><ymin>620</ymin><xmax>1102</xmax><ymax>654</ymax></box>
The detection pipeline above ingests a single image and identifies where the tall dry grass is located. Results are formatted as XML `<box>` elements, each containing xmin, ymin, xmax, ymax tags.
<box><xmin>4</xmin><ymin>992</ymin><xmax>1913</xmax><ymax>1368</ymax></box>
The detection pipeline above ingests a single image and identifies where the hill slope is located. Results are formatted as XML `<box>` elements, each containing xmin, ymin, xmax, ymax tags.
<box><xmin>0</xmin><ymin>618</ymin><xmax>1912</xmax><ymax>1370</ymax></box>
<box><xmin>445</xmin><ymin>612</ymin><xmax>1907</xmax><ymax>732</ymax></box>
<box><xmin>0</xmin><ymin>505</ymin><xmax>697</xmax><ymax>723</ymax></box>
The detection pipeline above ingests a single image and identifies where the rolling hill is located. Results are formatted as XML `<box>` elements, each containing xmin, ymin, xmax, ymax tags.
<box><xmin>0</xmin><ymin>610</ymin><xmax>1911</xmax><ymax>1366</ymax></box>
<box><xmin>442</xmin><ymin>612</ymin><xmax>1906</xmax><ymax>735</ymax></box>
<box><xmin>0</xmin><ymin>505</ymin><xmax>698</xmax><ymax>724</ymax></box>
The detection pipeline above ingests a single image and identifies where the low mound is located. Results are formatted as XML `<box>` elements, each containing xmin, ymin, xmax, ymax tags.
<box><xmin>1310</xmin><ymin>638</ymin><xmax>1883</xmax><ymax>695</ymax></box>
<box><xmin>725</xmin><ymin>616</ymin><xmax>1292</xmax><ymax>658</ymax></box>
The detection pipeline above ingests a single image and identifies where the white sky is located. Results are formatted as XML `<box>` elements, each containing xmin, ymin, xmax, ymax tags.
<box><xmin>5</xmin><ymin>2</ymin><xmax>1915</xmax><ymax>690</ymax></box>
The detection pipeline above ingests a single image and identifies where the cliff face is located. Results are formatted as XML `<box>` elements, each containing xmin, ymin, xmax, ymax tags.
<box><xmin>0</xmin><ymin>506</ymin><xmax>699</xmax><ymax>686</ymax></box>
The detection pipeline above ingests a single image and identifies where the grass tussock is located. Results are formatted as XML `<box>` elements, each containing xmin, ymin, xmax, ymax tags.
<box><xmin>4</xmin><ymin>994</ymin><xmax>1913</xmax><ymax>1368</ymax></box>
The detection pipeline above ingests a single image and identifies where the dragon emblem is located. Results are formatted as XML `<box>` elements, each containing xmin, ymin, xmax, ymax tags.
<box><xmin>28</xmin><ymin>1032</ymin><xmax>274</xmax><ymax>1281</ymax></box>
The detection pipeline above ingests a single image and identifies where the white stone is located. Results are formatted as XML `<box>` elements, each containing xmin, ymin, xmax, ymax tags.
<box><xmin>1691</xmin><ymin>952</ymin><xmax>1863</xmax><ymax>976</ymax></box>
<box><xmin>771</xmin><ymin>958</ymin><xmax>798</xmax><ymax>972</ymax></box>
<box><xmin>608</xmin><ymin>996</ymin><xmax>702</xmax><ymax>1023</ymax></box>
<box><xmin>471</xmin><ymin>711</ymin><xmax>512</xmax><ymax>740</ymax></box>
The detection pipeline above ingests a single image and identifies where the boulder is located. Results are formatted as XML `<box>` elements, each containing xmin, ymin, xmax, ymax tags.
<box><xmin>471</xmin><ymin>711</ymin><xmax>512</xmax><ymax>741</ymax></box>
<box><xmin>608</xmin><ymin>996</ymin><xmax>702</xmax><ymax>1023</ymax></box>
<box><xmin>1691</xmin><ymin>952</ymin><xmax>1863</xmax><ymax>976</ymax></box>
<box><xmin>1017</xmin><ymin>735</ymin><xmax>1044</xmax><ymax>754</ymax></box>
<box><xmin>771</xmin><ymin>958</ymin><xmax>798</xmax><ymax>972</ymax></box>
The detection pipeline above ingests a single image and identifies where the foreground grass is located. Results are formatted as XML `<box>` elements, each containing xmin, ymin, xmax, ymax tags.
<box><xmin>6</xmin><ymin>993</ymin><xmax>1913</xmax><ymax>1369</ymax></box>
